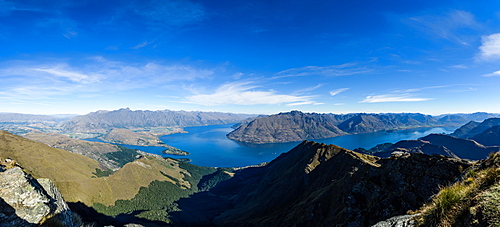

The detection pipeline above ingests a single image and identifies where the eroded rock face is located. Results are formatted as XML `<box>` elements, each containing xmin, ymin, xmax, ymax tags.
<box><xmin>372</xmin><ymin>215</ymin><xmax>417</xmax><ymax>227</ymax></box>
<box><xmin>0</xmin><ymin>166</ymin><xmax>79</xmax><ymax>226</ymax></box>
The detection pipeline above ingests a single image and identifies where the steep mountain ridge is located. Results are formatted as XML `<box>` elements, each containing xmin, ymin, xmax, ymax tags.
<box><xmin>452</xmin><ymin>118</ymin><xmax>500</xmax><ymax>138</ymax></box>
<box><xmin>451</xmin><ymin>120</ymin><xmax>480</xmax><ymax>138</ymax></box>
<box><xmin>60</xmin><ymin>108</ymin><xmax>254</xmax><ymax>133</ymax></box>
<box><xmin>437</xmin><ymin>114</ymin><xmax>468</xmax><ymax>125</ymax></box>
<box><xmin>383</xmin><ymin>140</ymin><xmax>457</xmax><ymax>158</ymax></box>
<box><xmin>471</xmin><ymin>125</ymin><xmax>500</xmax><ymax>146</ymax></box>
<box><xmin>171</xmin><ymin>141</ymin><xmax>471</xmax><ymax>226</ymax></box>
<box><xmin>420</xmin><ymin>134</ymin><xmax>500</xmax><ymax>160</ymax></box>
<box><xmin>228</xmin><ymin>111</ymin><xmax>451</xmax><ymax>144</ymax></box>
<box><xmin>358</xmin><ymin>133</ymin><xmax>499</xmax><ymax>160</ymax></box>
<box><xmin>226</xmin><ymin>111</ymin><xmax>348</xmax><ymax>144</ymax></box>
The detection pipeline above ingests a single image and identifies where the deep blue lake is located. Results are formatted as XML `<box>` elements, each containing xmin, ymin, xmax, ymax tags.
<box><xmin>108</xmin><ymin>124</ymin><xmax>457</xmax><ymax>168</ymax></box>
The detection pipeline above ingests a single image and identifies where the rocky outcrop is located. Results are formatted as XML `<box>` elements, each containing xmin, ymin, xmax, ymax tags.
<box><xmin>0</xmin><ymin>165</ymin><xmax>79</xmax><ymax>226</ymax></box>
<box><xmin>372</xmin><ymin>215</ymin><xmax>417</xmax><ymax>227</ymax></box>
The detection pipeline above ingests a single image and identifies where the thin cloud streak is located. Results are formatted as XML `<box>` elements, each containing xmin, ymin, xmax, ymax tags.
<box><xmin>286</xmin><ymin>101</ymin><xmax>324</xmax><ymax>106</ymax></box>
<box><xmin>273</xmin><ymin>63</ymin><xmax>372</xmax><ymax>79</ymax></box>
<box><xmin>185</xmin><ymin>81</ymin><xmax>320</xmax><ymax>106</ymax></box>
<box><xmin>34</xmin><ymin>66</ymin><xmax>100</xmax><ymax>84</ymax></box>
<box><xmin>131</xmin><ymin>40</ymin><xmax>153</xmax><ymax>49</ymax></box>
<box><xmin>482</xmin><ymin>70</ymin><xmax>500</xmax><ymax>77</ymax></box>
<box><xmin>292</xmin><ymin>84</ymin><xmax>323</xmax><ymax>95</ymax></box>
<box><xmin>360</xmin><ymin>94</ymin><xmax>432</xmax><ymax>103</ymax></box>
<box><xmin>329</xmin><ymin>88</ymin><xmax>349</xmax><ymax>96</ymax></box>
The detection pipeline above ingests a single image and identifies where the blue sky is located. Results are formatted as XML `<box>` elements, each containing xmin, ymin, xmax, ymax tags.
<box><xmin>1</xmin><ymin>0</ymin><xmax>500</xmax><ymax>115</ymax></box>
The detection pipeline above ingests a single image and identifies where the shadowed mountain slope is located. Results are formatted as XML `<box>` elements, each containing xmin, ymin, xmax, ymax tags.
<box><xmin>420</xmin><ymin>134</ymin><xmax>499</xmax><ymax>160</ymax></box>
<box><xmin>380</xmin><ymin>140</ymin><xmax>457</xmax><ymax>158</ymax></box>
<box><xmin>359</xmin><ymin>133</ymin><xmax>500</xmax><ymax>160</ymax></box>
<box><xmin>451</xmin><ymin>120</ymin><xmax>480</xmax><ymax>138</ymax></box>
<box><xmin>471</xmin><ymin>125</ymin><xmax>500</xmax><ymax>146</ymax></box>
<box><xmin>452</xmin><ymin>118</ymin><xmax>500</xmax><ymax>139</ymax></box>
<box><xmin>171</xmin><ymin>141</ymin><xmax>471</xmax><ymax>226</ymax></box>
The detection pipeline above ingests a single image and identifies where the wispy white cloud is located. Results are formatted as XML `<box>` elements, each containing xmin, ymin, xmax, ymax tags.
<box><xmin>450</xmin><ymin>64</ymin><xmax>468</xmax><ymax>69</ymax></box>
<box><xmin>445</xmin><ymin>87</ymin><xmax>477</xmax><ymax>93</ymax></box>
<box><xmin>185</xmin><ymin>81</ymin><xmax>320</xmax><ymax>106</ymax></box>
<box><xmin>292</xmin><ymin>84</ymin><xmax>323</xmax><ymax>95</ymax></box>
<box><xmin>361</xmin><ymin>84</ymin><xmax>475</xmax><ymax>103</ymax></box>
<box><xmin>394</xmin><ymin>85</ymin><xmax>449</xmax><ymax>93</ymax></box>
<box><xmin>0</xmin><ymin>85</ymin><xmax>76</xmax><ymax>102</ymax></box>
<box><xmin>478</xmin><ymin>33</ymin><xmax>500</xmax><ymax>61</ymax></box>
<box><xmin>0</xmin><ymin>57</ymin><xmax>214</xmax><ymax>100</ymax></box>
<box><xmin>274</xmin><ymin>63</ymin><xmax>372</xmax><ymax>79</ymax></box>
<box><xmin>34</xmin><ymin>65</ymin><xmax>100</xmax><ymax>84</ymax></box>
<box><xmin>132</xmin><ymin>40</ymin><xmax>153</xmax><ymax>49</ymax></box>
<box><xmin>329</xmin><ymin>88</ymin><xmax>349</xmax><ymax>96</ymax></box>
<box><xmin>405</xmin><ymin>10</ymin><xmax>481</xmax><ymax>45</ymax></box>
<box><xmin>286</xmin><ymin>101</ymin><xmax>323</xmax><ymax>106</ymax></box>
<box><xmin>360</xmin><ymin>94</ymin><xmax>432</xmax><ymax>103</ymax></box>
<box><xmin>482</xmin><ymin>70</ymin><xmax>500</xmax><ymax>77</ymax></box>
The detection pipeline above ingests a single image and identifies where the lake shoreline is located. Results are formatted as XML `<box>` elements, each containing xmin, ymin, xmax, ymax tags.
<box><xmin>86</xmin><ymin>124</ymin><xmax>458</xmax><ymax>168</ymax></box>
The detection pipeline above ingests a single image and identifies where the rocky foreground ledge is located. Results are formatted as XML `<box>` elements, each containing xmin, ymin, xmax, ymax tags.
<box><xmin>0</xmin><ymin>161</ymin><xmax>79</xmax><ymax>226</ymax></box>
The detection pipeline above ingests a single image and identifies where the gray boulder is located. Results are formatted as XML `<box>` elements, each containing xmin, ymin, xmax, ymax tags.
<box><xmin>0</xmin><ymin>166</ymin><xmax>80</xmax><ymax>226</ymax></box>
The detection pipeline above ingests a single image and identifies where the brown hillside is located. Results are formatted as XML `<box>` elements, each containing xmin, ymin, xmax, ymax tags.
<box><xmin>0</xmin><ymin>130</ymin><xmax>195</xmax><ymax>206</ymax></box>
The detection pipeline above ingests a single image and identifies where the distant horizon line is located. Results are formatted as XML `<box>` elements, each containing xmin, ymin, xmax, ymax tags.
<box><xmin>1</xmin><ymin>108</ymin><xmax>498</xmax><ymax>117</ymax></box>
